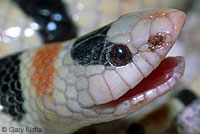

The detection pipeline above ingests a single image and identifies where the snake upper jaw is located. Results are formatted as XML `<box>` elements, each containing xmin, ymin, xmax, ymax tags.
<box><xmin>92</xmin><ymin>57</ymin><xmax>185</xmax><ymax>121</ymax></box>
<box><xmin>107</xmin><ymin>56</ymin><xmax>185</xmax><ymax>106</ymax></box>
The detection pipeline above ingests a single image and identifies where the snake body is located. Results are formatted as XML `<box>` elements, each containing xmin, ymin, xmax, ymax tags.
<box><xmin>0</xmin><ymin>9</ymin><xmax>186</xmax><ymax>134</ymax></box>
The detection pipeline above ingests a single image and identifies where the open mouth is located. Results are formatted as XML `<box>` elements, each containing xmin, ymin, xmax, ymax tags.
<box><xmin>108</xmin><ymin>56</ymin><xmax>185</xmax><ymax>106</ymax></box>
<box><xmin>90</xmin><ymin>9</ymin><xmax>186</xmax><ymax>112</ymax></box>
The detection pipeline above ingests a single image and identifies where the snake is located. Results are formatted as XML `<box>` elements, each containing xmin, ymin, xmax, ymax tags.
<box><xmin>0</xmin><ymin>6</ymin><xmax>186</xmax><ymax>134</ymax></box>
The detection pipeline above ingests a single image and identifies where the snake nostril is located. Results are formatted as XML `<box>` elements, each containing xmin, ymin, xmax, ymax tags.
<box><xmin>108</xmin><ymin>44</ymin><xmax>132</xmax><ymax>66</ymax></box>
<box><xmin>148</xmin><ymin>33</ymin><xmax>166</xmax><ymax>51</ymax></box>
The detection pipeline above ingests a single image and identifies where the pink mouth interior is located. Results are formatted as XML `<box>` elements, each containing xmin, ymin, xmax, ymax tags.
<box><xmin>109</xmin><ymin>57</ymin><xmax>183</xmax><ymax>105</ymax></box>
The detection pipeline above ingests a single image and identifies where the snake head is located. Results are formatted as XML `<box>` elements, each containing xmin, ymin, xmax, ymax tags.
<box><xmin>70</xmin><ymin>9</ymin><xmax>185</xmax><ymax>103</ymax></box>
<box><xmin>38</xmin><ymin>9</ymin><xmax>186</xmax><ymax>133</ymax></box>
<box><xmin>73</xmin><ymin>8</ymin><xmax>184</xmax><ymax>120</ymax></box>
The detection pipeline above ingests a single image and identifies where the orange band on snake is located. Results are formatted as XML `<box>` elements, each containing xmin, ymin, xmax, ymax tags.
<box><xmin>32</xmin><ymin>44</ymin><xmax>62</xmax><ymax>96</ymax></box>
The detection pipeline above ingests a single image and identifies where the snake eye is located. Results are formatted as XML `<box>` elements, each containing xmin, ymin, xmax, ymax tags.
<box><xmin>108</xmin><ymin>44</ymin><xmax>132</xmax><ymax>66</ymax></box>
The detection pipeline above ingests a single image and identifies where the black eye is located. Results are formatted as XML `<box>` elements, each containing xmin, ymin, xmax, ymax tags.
<box><xmin>108</xmin><ymin>44</ymin><xmax>132</xmax><ymax>66</ymax></box>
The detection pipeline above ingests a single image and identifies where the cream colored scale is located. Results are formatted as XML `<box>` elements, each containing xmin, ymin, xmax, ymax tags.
<box><xmin>0</xmin><ymin>0</ymin><xmax>42</xmax><ymax>57</ymax></box>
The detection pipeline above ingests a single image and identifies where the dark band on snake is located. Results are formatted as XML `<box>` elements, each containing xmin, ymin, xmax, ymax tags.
<box><xmin>13</xmin><ymin>0</ymin><xmax>77</xmax><ymax>43</ymax></box>
<box><xmin>176</xmin><ymin>89</ymin><xmax>197</xmax><ymax>106</ymax></box>
<box><xmin>0</xmin><ymin>53</ymin><xmax>26</xmax><ymax>121</ymax></box>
